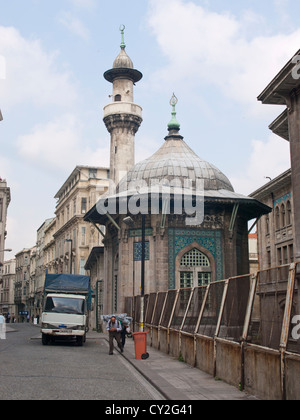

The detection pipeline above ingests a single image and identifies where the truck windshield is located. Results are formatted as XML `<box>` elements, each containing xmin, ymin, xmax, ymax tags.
<box><xmin>45</xmin><ymin>297</ymin><xmax>85</xmax><ymax>315</ymax></box>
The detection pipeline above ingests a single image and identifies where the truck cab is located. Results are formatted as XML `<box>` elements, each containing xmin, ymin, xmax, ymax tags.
<box><xmin>41</xmin><ymin>274</ymin><xmax>91</xmax><ymax>346</ymax></box>
<box><xmin>41</xmin><ymin>293</ymin><xmax>87</xmax><ymax>346</ymax></box>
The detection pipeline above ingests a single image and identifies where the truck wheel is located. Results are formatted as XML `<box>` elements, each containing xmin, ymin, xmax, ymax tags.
<box><xmin>42</xmin><ymin>334</ymin><xmax>50</xmax><ymax>345</ymax></box>
<box><xmin>76</xmin><ymin>336</ymin><xmax>83</xmax><ymax>346</ymax></box>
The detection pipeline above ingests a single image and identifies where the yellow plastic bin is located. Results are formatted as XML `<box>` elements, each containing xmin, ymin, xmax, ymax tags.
<box><xmin>132</xmin><ymin>331</ymin><xmax>150</xmax><ymax>360</ymax></box>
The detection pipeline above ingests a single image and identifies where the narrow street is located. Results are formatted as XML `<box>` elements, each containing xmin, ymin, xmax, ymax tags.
<box><xmin>0</xmin><ymin>324</ymin><xmax>161</xmax><ymax>400</ymax></box>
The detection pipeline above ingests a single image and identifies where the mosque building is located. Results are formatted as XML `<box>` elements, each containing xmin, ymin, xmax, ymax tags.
<box><xmin>84</xmin><ymin>28</ymin><xmax>271</xmax><ymax>314</ymax></box>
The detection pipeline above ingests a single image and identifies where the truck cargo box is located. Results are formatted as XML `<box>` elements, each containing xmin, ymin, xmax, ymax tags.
<box><xmin>44</xmin><ymin>274</ymin><xmax>90</xmax><ymax>294</ymax></box>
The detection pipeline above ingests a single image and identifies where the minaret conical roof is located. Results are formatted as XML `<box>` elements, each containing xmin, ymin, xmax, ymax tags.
<box><xmin>104</xmin><ymin>25</ymin><xmax>142</xmax><ymax>84</ymax></box>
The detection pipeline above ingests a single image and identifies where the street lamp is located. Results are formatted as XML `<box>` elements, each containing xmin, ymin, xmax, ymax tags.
<box><xmin>65</xmin><ymin>240</ymin><xmax>73</xmax><ymax>274</ymax></box>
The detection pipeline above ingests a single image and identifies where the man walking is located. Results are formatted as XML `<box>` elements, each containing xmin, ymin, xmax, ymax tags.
<box><xmin>107</xmin><ymin>316</ymin><xmax>123</xmax><ymax>355</ymax></box>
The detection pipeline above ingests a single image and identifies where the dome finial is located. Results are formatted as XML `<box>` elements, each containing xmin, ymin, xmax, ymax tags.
<box><xmin>120</xmin><ymin>24</ymin><xmax>126</xmax><ymax>49</ymax></box>
<box><xmin>168</xmin><ymin>93</ymin><xmax>180</xmax><ymax>131</ymax></box>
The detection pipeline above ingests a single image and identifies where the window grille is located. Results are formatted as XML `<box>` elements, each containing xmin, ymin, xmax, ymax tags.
<box><xmin>198</xmin><ymin>272</ymin><xmax>211</xmax><ymax>286</ymax></box>
<box><xmin>179</xmin><ymin>248</ymin><xmax>212</xmax><ymax>288</ymax></box>
<box><xmin>180</xmin><ymin>272</ymin><xmax>193</xmax><ymax>288</ymax></box>
<box><xmin>180</xmin><ymin>248</ymin><xmax>210</xmax><ymax>267</ymax></box>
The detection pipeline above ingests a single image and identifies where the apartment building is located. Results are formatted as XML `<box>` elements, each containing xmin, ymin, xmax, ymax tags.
<box><xmin>53</xmin><ymin>166</ymin><xmax>109</xmax><ymax>276</ymax></box>
<box><xmin>43</xmin><ymin>218</ymin><xmax>56</xmax><ymax>274</ymax></box>
<box><xmin>14</xmin><ymin>247</ymin><xmax>36</xmax><ymax>322</ymax></box>
<box><xmin>250</xmin><ymin>170</ymin><xmax>294</xmax><ymax>269</ymax></box>
<box><xmin>0</xmin><ymin>259</ymin><xmax>16</xmax><ymax>319</ymax></box>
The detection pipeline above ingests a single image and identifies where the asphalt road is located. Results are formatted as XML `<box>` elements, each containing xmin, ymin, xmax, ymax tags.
<box><xmin>0</xmin><ymin>323</ymin><xmax>161</xmax><ymax>400</ymax></box>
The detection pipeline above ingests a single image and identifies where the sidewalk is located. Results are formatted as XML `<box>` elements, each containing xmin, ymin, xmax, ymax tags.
<box><xmin>89</xmin><ymin>331</ymin><xmax>257</xmax><ymax>401</ymax></box>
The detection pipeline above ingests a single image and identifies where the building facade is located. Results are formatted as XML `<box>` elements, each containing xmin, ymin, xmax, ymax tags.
<box><xmin>250</xmin><ymin>170</ymin><xmax>294</xmax><ymax>270</ymax></box>
<box><xmin>84</xmin><ymin>246</ymin><xmax>104</xmax><ymax>330</ymax></box>
<box><xmin>53</xmin><ymin>166</ymin><xmax>109</xmax><ymax>277</ymax></box>
<box><xmin>257</xmin><ymin>50</ymin><xmax>300</xmax><ymax>262</ymax></box>
<box><xmin>0</xmin><ymin>258</ymin><xmax>16</xmax><ymax>319</ymax></box>
<box><xmin>32</xmin><ymin>218</ymin><xmax>55</xmax><ymax>320</ymax></box>
<box><xmin>14</xmin><ymin>247</ymin><xmax>36</xmax><ymax>322</ymax></box>
<box><xmin>43</xmin><ymin>218</ymin><xmax>56</xmax><ymax>274</ymax></box>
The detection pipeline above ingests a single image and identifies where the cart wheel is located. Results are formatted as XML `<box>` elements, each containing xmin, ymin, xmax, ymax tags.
<box><xmin>141</xmin><ymin>352</ymin><xmax>149</xmax><ymax>360</ymax></box>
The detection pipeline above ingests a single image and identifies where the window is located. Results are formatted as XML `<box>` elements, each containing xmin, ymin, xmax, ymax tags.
<box><xmin>114</xmin><ymin>94</ymin><xmax>121</xmax><ymax>102</ymax></box>
<box><xmin>45</xmin><ymin>296</ymin><xmax>85</xmax><ymax>315</ymax></box>
<box><xmin>275</xmin><ymin>206</ymin><xmax>280</xmax><ymax>230</ymax></box>
<box><xmin>81</xmin><ymin>198</ymin><xmax>87</xmax><ymax>214</ymax></box>
<box><xmin>180</xmin><ymin>248</ymin><xmax>210</xmax><ymax>268</ymax></box>
<box><xmin>180</xmin><ymin>272</ymin><xmax>193</xmax><ymax>289</ymax></box>
<box><xmin>277</xmin><ymin>248</ymin><xmax>282</xmax><ymax>266</ymax></box>
<box><xmin>80</xmin><ymin>258</ymin><xmax>86</xmax><ymax>275</ymax></box>
<box><xmin>286</xmin><ymin>201</ymin><xmax>292</xmax><ymax>225</ymax></box>
<box><xmin>198</xmin><ymin>272</ymin><xmax>211</xmax><ymax>286</ymax></box>
<box><xmin>281</xmin><ymin>203</ymin><xmax>286</xmax><ymax>228</ymax></box>
<box><xmin>134</xmin><ymin>242</ymin><xmax>150</xmax><ymax>261</ymax></box>
<box><xmin>89</xmin><ymin>168</ymin><xmax>97</xmax><ymax>179</ymax></box>
<box><xmin>283</xmin><ymin>246</ymin><xmax>288</xmax><ymax>265</ymax></box>
<box><xmin>179</xmin><ymin>248</ymin><xmax>212</xmax><ymax>288</ymax></box>
<box><xmin>266</xmin><ymin>214</ymin><xmax>270</xmax><ymax>235</ymax></box>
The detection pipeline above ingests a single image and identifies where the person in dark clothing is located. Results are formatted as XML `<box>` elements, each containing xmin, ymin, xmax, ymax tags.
<box><xmin>106</xmin><ymin>316</ymin><xmax>123</xmax><ymax>355</ymax></box>
<box><xmin>120</xmin><ymin>321</ymin><xmax>129</xmax><ymax>348</ymax></box>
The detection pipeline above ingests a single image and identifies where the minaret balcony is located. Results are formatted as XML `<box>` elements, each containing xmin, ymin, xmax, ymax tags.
<box><xmin>103</xmin><ymin>102</ymin><xmax>142</xmax><ymax>120</ymax></box>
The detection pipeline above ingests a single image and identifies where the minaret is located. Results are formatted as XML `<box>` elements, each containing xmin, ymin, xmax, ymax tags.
<box><xmin>103</xmin><ymin>26</ymin><xmax>143</xmax><ymax>189</ymax></box>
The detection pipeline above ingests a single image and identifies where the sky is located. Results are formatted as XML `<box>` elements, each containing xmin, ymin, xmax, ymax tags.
<box><xmin>0</xmin><ymin>0</ymin><xmax>299</xmax><ymax>257</ymax></box>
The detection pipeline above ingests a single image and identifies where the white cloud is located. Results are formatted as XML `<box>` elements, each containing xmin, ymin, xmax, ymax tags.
<box><xmin>0</xmin><ymin>155</ymin><xmax>21</xmax><ymax>194</ymax></box>
<box><xmin>135</xmin><ymin>134</ymin><xmax>161</xmax><ymax>163</ymax></box>
<box><xmin>0</xmin><ymin>26</ymin><xmax>78</xmax><ymax>109</ymax></box>
<box><xmin>0</xmin><ymin>54</ymin><xmax>6</xmax><ymax>80</ymax></box>
<box><xmin>16</xmin><ymin>114</ymin><xmax>109</xmax><ymax>173</ymax></box>
<box><xmin>147</xmin><ymin>0</ymin><xmax>300</xmax><ymax>115</ymax></box>
<box><xmin>274</xmin><ymin>0</ymin><xmax>291</xmax><ymax>25</ymax></box>
<box><xmin>57</xmin><ymin>11</ymin><xmax>90</xmax><ymax>40</ymax></box>
<box><xmin>0</xmin><ymin>156</ymin><xmax>11</xmax><ymax>180</ymax></box>
<box><xmin>67</xmin><ymin>0</ymin><xmax>96</xmax><ymax>10</ymax></box>
<box><xmin>229</xmin><ymin>135</ymin><xmax>291</xmax><ymax>195</ymax></box>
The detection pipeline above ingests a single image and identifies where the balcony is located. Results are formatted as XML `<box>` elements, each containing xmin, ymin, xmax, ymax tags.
<box><xmin>103</xmin><ymin>102</ymin><xmax>142</xmax><ymax>119</ymax></box>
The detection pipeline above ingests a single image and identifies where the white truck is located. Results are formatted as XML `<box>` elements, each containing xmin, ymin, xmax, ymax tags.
<box><xmin>41</xmin><ymin>274</ymin><xmax>91</xmax><ymax>346</ymax></box>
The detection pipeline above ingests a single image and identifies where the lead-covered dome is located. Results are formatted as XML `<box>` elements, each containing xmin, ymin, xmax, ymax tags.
<box><xmin>119</xmin><ymin>131</ymin><xmax>234</xmax><ymax>193</ymax></box>
<box><xmin>119</xmin><ymin>94</ymin><xmax>234</xmax><ymax>194</ymax></box>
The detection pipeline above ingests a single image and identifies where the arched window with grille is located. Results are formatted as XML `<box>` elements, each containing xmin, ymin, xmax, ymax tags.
<box><xmin>286</xmin><ymin>200</ymin><xmax>292</xmax><ymax>226</ymax></box>
<box><xmin>280</xmin><ymin>203</ymin><xmax>286</xmax><ymax>229</ymax></box>
<box><xmin>179</xmin><ymin>248</ymin><xmax>212</xmax><ymax>288</ymax></box>
<box><xmin>275</xmin><ymin>206</ymin><xmax>280</xmax><ymax>230</ymax></box>
<box><xmin>266</xmin><ymin>214</ymin><xmax>270</xmax><ymax>235</ymax></box>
